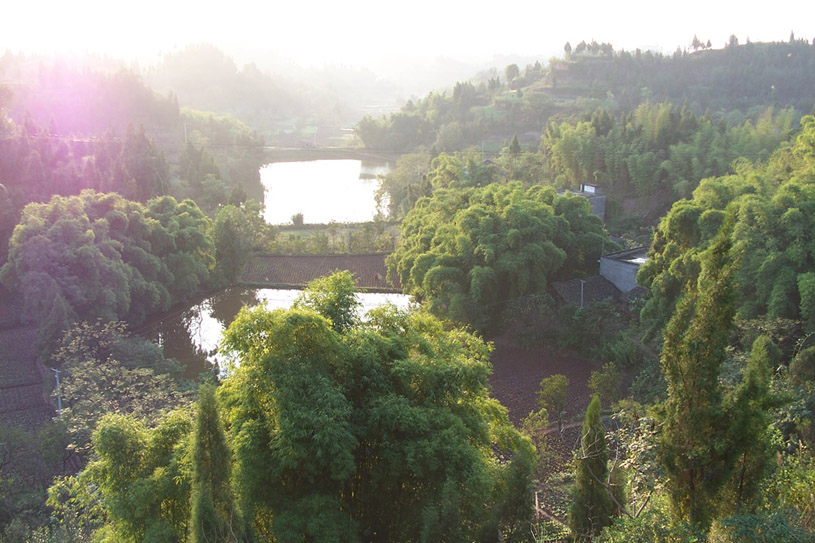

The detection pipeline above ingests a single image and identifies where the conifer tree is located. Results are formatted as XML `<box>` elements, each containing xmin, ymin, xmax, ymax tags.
<box><xmin>190</xmin><ymin>384</ymin><xmax>239</xmax><ymax>543</ymax></box>
<box><xmin>659</xmin><ymin>220</ymin><xmax>735</xmax><ymax>528</ymax></box>
<box><xmin>570</xmin><ymin>395</ymin><xmax>615</xmax><ymax>542</ymax></box>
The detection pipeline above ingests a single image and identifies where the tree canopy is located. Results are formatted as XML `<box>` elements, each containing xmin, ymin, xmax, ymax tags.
<box><xmin>387</xmin><ymin>181</ymin><xmax>616</xmax><ymax>330</ymax></box>
<box><xmin>0</xmin><ymin>190</ymin><xmax>215</xmax><ymax>355</ymax></box>
<box><xmin>218</xmin><ymin>276</ymin><xmax>536</xmax><ymax>542</ymax></box>
<box><xmin>639</xmin><ymin>115</ymin><xmax>815</xmax><ymax>336</ymax></box>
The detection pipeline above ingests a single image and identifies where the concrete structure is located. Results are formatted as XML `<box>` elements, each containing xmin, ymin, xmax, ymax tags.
<box><xmin>550</xmin><ymin>275</ymin><xmax>621</xmax><ymax>307</ymax></box>
<box><xmin>599</xmin><ymin>247</ymin><xmax>649</xmax><ymax>293</ymax></box>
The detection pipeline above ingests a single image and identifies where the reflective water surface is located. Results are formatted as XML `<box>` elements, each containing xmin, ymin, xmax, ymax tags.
<box><xmin>261</xmin><ymin>159</ymin><xmax>392</xmax><ymax>225</ymax></box>
<box><xmin>141</xmin><ymin>287</ymin><xmax>411</xmax><ymax>377</ymax></box>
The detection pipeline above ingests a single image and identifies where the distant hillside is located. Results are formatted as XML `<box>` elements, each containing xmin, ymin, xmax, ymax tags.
<box><xmin>356</xmin><ymin>39</ymin><xmax>815</xmax><ymax>154</ymax></box>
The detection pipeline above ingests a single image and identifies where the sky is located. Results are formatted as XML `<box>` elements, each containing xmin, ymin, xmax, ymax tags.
<box><xmin>4</xmin><ymin>0</ymin><xmax>815</xmax><ymax>69</ymax></box>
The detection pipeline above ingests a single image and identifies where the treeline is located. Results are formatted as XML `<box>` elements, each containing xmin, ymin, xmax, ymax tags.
<box><xmin>640</xmin><ymin>114</ymin><xmax>815</xmax><ymax>335</ymax></box>
<box><xmin>562</xmin><ymin>38</ymin><xmax>815</xmax><ymax>113</ymax></box>
<box><xmin>0</xmin><ymin>72</ymin><xmax>266</xmax><ymax>265</ymax></box>
<box><xmin>542</xmin><ymin>103</ymin><xmax>797</xmax><ymax>199</ymax></box>
<box><xmin>356</xmin><ymin>39</ymin><xmax>815</xmax><ymax>156</ymax></box>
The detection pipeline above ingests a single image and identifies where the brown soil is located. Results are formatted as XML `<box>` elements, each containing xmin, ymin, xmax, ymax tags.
<box><xmin>487</xmin><ymin>334</ymin><xmax>601</xmax><ymax>425</ymax></box>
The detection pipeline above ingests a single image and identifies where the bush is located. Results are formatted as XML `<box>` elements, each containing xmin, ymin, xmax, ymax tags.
<box><xmin>501</xmin><ymin>294</ymin><xmax>561</xmax><ymax>348</ymax></box>
<box><xmin>589</xmin><ymin>362</ymin><xmax>623</xmax><ymax>408</ymax></box>
<box><xmin>708</xmin><ymin>510</ymin><xmax>813</xmax><ymax>543</ymax></box>
<box><xmin>597</xmin><ymin>509</ymin><xmax>703</xmax><ymax>543</ymax></box>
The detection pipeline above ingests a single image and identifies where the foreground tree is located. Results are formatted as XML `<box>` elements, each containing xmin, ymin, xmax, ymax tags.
<box><xmin>570</xmin><ymin>396</ymin><xmax>617</xmax><ymax>541</ymax></box>
<box><xmin>219</xmin><ymin>273</ymin><xmax>536</xmax><ymax>542</ymax></box>
<box><xmin>190</xmin><ymin>384</ymin><xmax>241</xmax><ymax>543</ymax></box>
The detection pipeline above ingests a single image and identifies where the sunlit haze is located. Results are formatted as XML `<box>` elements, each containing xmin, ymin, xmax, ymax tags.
<box><xmin>5</xmin><ymin>0</ymin><xmax>814</xmax><ymax>69</ymax></box>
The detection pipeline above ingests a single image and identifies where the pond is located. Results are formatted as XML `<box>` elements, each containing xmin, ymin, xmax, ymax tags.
<box><xmin>140</xmin><ymin>287</ymin><xmax>411</xmax><ymax>378</ymax></box>
<box><xmin>261</xmin><ymin>159</ymin><xmax>392</xmax><ymax>225</ymax></box>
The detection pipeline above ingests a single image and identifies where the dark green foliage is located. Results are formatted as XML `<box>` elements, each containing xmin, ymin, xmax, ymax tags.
<box><xmin>720</xmin><ymin>335</ymin><xmax>773</xmax><ymax>514</ymax></box>
<box><xmin>220</xmin><ymin>277</ymin><xmax>536</xmax><ymax>542</ymax></box>
<box><xmin>212</xmin><ymin>204</ymin><xmax>261</xmax><ymax>285</ymax></box>
<box><xmin>791</xmin><ymin>347</ymin><xmax>815</xmax><ymax>384</ymax></box>
<box><xmin>597</xmin><ymin>510</ymin><xmax>703</xmax><ymax>543</ymax></box>
<box><xmin>190</xmin><ymin>385</ymin><xmax>240</xmax><ymax>543</ymax></box>
<box><xmin>708</xmin><ymin>510</ymin><xmax>813</xmax><ymax>543</ymax></box>
<box><xmin>54</xmin><ymin>321</ymin><xmax>187</xmax><ymax>458</ymax></box>
<box><xmin>0</xmin><ymin>422</ymin><xmax>70</xmax><ymax>534</ymax></box>
<box><xmin>589</xmin><ymin>362</ymin><xmax>622</xmax><ymax>408</ymax></box>
<box><xmin>570</xmin><ymin>396</ymin><xmax>616</xmax><ymax>541</ymax></box>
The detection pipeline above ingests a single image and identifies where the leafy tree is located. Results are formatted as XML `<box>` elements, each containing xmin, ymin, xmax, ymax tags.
<box><xmin>388</xmin><ymin>182</ymin><xmax>614</xmax><ymax>330</ymax></box>
<box><xmin>537</xmin><ymin>374</ymin><xmax>569</xmax><ymax>431</ymax></box>
<box><xmin>293</xmin><ymin>269</ymin><xmax>359</xmax><ymax>333</ymax></box>
<box><xmin>570</xmin><ymin>396</ymin><xmax>616</xmax><ymax>541</ymax></box>
<box><xmin>82</xmin><ymin>411</ymin><xmax>192</xmax><ymax>542</ymax></box>
<box><xmin>505</xmin><ymin>64</ymin><xmax>520</xmax><ymax>89</ymax></box>
<box><xmin>212</xmin><ymin>205</ymin><xmax>254</xmax><ymax>284</ymax></box>
<box><xmin>589</xmin><ymin>362</ymin><xmax>622</xmax><ymax>407</ymax></box>
<box><xmin>0</xmin><ymin>190</ymin><xmax>215</xmax><ymax>355</ymax></box>
<box><xmin>509</xmin><ymin>133</ymin><xmax>522</xmax><ymax>155</ymax></box>
<box><xmin>219</xmin><ymin>274</ymin><xmax>536</xmax><ymax>542</ymax></box>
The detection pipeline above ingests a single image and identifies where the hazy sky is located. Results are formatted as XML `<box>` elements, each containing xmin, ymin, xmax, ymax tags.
<box><xmin>4</xmin><ymin>0</ymin><xmax>814</xmax><ymax>68</ymax></box>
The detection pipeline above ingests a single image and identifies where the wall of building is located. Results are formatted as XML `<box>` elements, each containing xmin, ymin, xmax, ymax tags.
<box><xmin>599</xmin><ymin>257</ymin><xmax>640</xmax><ymax>293</ymax></box>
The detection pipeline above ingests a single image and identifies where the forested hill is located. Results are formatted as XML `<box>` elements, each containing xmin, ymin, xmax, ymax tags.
<box><xmin>356</xmin><ymin>38</ymin><xmax>815</xmax><ymax>154</ymax></box>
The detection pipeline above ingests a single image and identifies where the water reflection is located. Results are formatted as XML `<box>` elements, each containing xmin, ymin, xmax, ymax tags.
<box><xmin>143</xmin><ymin>287</ymin><xmax>410</xmax><ymax>378</ymax></box>
<box><xmin>261</xmin><ymin>159</ymin><xmax>392</xmax><ymax>224</ymax></box>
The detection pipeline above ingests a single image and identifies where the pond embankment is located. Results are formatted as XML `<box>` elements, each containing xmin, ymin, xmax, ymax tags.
<box><xmin>241</xmin><ymin>253</ymin><xmax>401</xmax><ymax>292</ymax></box>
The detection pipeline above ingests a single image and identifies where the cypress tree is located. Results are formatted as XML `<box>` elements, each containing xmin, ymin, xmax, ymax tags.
<box><xmin>569</xmin><ymin>395</ymin><xmax>615</xmax><ymax>542</ymax></box>
<box><xmin>659</xmin><ymin>219</ymin><xmax>736</xmax><ymax>528</ymax></box>
<box><xmin>190</xmin><ymin>384</ymin><xmax>240</xmax><ymax>542</ymax></box>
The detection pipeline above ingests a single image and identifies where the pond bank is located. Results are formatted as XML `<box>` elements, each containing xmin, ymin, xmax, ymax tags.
<box><xmin>241</xmin><ymin>253</ymin><xmax>401</xmax><ymax>292</ymax></box>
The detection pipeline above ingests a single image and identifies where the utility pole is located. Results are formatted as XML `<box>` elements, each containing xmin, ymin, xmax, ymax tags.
<box><xmin>580</xmin><ymin>279</ymin><xmax>586</xmax><ymax>308</ymax></box>
<box><xmin>50</xmin><ymin>368</ymin><xmax>62</xmax><ymax>416</ymax></box>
